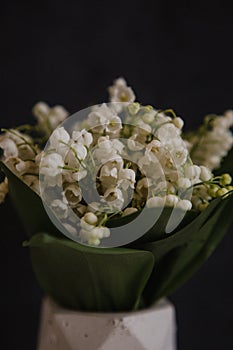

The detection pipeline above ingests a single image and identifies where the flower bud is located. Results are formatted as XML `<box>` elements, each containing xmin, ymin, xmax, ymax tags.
<box><xmin>88</xmin><ymin>237</ymin><xmax>101</xmax><ymax>246</ymax></box>
<box><xmin>0</xmin><ymin>138</ymin><xmax>18</xmax><ymax>158</ymax></box>
<box><xmin>165</xmin><ymin>194</ymin><xmax>179</xmax><ymax>207</ymax></box>
<box><xmin>146</xmin><ymin>196</ymin><xmax>165</xmax><ymax>208</ymax></box>
<box><xmin>200</xmin><ymin>166</ymin><xmax>212</xmax><ymax>181</ymax></box>
<box><xmin>142</xmin><ymin>112</ymin><xmax>155</xmax><ymax>124</ymax></box>
<box><xmin>122</xmin><ymin>207</ymin><xmax>138</xmax><ymax>216</ymax></box>
<box><xmin>128</xmin><ymin>103</ymin><xmax>140</xmax><ymax>115</ymax></box>
<box><xmin>176</xmin><ymin>199</ymin><xmax>192</xmax><ymax>211</ymax></box>
<box><xmin>220</xmin><ymin>173</ymin><xmax>232</xmax><ymax>186</ymax></box>
<box><xmin>216</xmin><ymin>188</ymin><xmax>228</xmax><ymax>197</ymax></box>
<box><xmin>173</xmin><ymin>117</ymin><xmax>184</xmax><ymax>129</ymax></box>
<box><xmin>177</xmin><ymin>177</ymin><xmax>192</xmax><ymax>189</ymax></box>
<box><xmin>32</xmin><ymin>102</ymin><xmax>50</xmax><ymax>117</ymax></box>
<box><xmin>207</xmin><ymin>184</ymin><xmax>219</xmax><ymax>198</ymax></box>
<box><xmin>83</xmin><ymin>212</ymin><xmax>98</xmax><ymax>225</ymax></box>
<box><xmin>198</xmin><ymin>202</ymin><xmax>209</xmax><ymax>211</ymax></box>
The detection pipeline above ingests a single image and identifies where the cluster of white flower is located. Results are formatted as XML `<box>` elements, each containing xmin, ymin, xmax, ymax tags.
<box><xmin>108</xmin><ymin>78</ymin><xmax>135</xmax><ymax>104</ymax></box>
<box><xmin>0</xmin><ymin>78</ymin><xmax>232</xmax><ymax>246</ymax></box>
<box><xmin>39</xmin><ymin>124</ymin><xmax>138</xmax><ymax>244</ymax></box>
<box><xmin>32</xmin><ymin>102</ymin><xmax>69</xmax><ymax>136</ymax></box>
<box><xmin>0</xmin><ymin>129</ymin><xmax>40</xmax><ymax>193</ymax></box>
<box><xmin>185</xmin><ymin>110</ymin><xmax>233</xmax><ymax>170</ymax></box>
<box><xmin>80</xmin><ymin>213</ymin><xmax>110</xmax><ymax>246</ymax></box>
<box><xmin>86</xmin><ymin>103</ymin><xmax>122</xmax><ymax>137</ymax></box>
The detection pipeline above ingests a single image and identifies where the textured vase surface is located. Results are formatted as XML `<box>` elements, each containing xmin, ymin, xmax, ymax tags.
<box><xmin>37</xmin><ymin>297</ymin><xmax>176</xmax><ymax>350</ymax></box>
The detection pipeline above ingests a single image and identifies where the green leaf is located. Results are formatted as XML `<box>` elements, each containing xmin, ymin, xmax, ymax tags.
<box><xmin>2</xmin><ymin>160</ymin><xmax>232</xmax><ymax>310</ymax></box>
<box><xmin>133</xmin><ymin>208</ymin><xmax>199</xmax><ymax>244</ymax></box>
<box><xmin>0</xmin><ymin>161</ymin><xmax>61</xmax><ymax>238</ymax></box>
<box><xmin>141</xmin><ymin>193</ymin><xmax>233</xmax><ymax>305</ymax></box>
<box><xmin>28</xmin><ymin>233</ymin><xmax>154</xmax><ymax>311</ymax></box>
<box><xmin>93</xmin><ymin>205</ymin><xmax>198</xmax><ymax>245</ymax></box>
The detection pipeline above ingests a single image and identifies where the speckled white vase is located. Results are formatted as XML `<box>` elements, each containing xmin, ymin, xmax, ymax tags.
<box><xmin>37</xmin><ymin>297</ymin><xmax>176</xmax><ymax>350</ymax></box>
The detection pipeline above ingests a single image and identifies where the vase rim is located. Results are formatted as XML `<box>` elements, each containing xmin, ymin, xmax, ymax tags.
<box><xmin>46</xmin><ymin>297</ymin><xmax>173</xmax><ymax>318</ymax></box>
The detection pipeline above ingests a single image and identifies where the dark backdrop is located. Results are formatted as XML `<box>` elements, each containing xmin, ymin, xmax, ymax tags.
<box><xmin>0</xmin><ymin>1</ymin><xmax>233</xmax><ymax>349</ymax></box>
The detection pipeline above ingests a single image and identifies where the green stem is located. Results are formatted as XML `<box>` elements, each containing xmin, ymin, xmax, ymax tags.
<box><xmin>98</xmin><ymin>213</ymin><xmax>108</xmax><ymax>227</ymax></box>
<box><xmin>59</xmin><ymin>165</ymin><xmax>80</xmax><ymax>172</ymax></box>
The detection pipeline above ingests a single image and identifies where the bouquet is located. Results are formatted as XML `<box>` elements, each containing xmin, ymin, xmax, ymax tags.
<box><xmin>1</xmin><ymin>78</ymin><xmax>233</xmax><ymax>311</ymax></box>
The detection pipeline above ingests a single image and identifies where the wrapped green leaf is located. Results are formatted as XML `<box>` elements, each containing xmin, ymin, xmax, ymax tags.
<box><xmin>1</xmin><ymin>162</ymin><xmax>232</xmax><ymax>311</ymax></box>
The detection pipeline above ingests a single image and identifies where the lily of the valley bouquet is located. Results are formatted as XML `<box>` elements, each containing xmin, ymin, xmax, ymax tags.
<box><xmin>1</xmin><ymin>78</ymin><xmax>233</xmax><ymax>311</ymax></box>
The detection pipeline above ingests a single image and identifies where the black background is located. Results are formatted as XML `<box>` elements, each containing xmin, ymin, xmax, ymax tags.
<box><xmin>0</xmin><ymin>1</ymin><xmax>233</xmax><ymax>349</ymax></box>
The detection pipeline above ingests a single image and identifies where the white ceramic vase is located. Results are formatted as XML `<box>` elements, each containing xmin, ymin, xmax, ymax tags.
<box><xmin>37</xmin><ymin>297</ymin><xmax>176</xmax><ymax>350</ymax></box>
